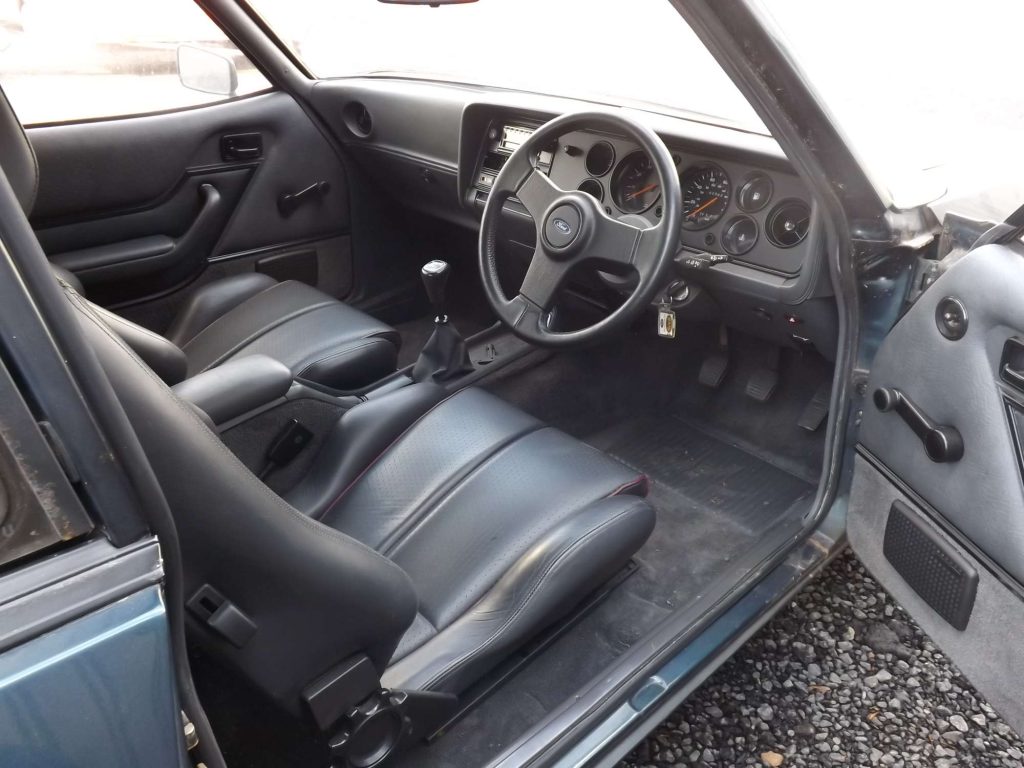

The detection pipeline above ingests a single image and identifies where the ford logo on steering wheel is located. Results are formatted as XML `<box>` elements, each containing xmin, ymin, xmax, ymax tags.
<box><xmin>552</xmin><ymin>218</ymin><xmax>572</xmax><ymax>235</ymax></box>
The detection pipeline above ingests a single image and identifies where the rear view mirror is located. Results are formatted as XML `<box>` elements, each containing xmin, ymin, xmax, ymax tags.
<box><xmin>177</xmin><ymin>45</ymin><xmax>238</xmax><ymax>97</ymax></box>
<box><xmin>378</xmin><ymin>0</ymin><xmax>478</xmax><ymax>4</ymax></box>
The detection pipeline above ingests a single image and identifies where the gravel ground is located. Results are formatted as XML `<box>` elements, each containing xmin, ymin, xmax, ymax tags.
<box><xmin>620</xmin><ymin>549</ymin><xmax>1024</xmax><ymax>768</ymax></box>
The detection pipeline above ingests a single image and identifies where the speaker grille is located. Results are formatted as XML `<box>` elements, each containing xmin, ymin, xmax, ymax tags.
<box><xmin>884</xmin><ymin>501</ymin><xmax>978</xmax><ymax>631</ymax></box>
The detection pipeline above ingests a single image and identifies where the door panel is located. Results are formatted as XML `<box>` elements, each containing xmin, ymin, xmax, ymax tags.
<box><xmin>0</xmin><ymin>548</ymin><xmax>186</xmax><ymax>768</ymax></box>
<box><xmin>849</xmin><ymin>242</ymin><xmax>1024</xmax><ymax>733</ymax></box>
<box><xmin>44</xmin><ymin>169</ymin><xmax>252</xmax><ymax>305</ymax></box>
<box><xmin>28</xmin><ymin>92</ymin><xmax>352</xmax><ymax>309</ymax></box>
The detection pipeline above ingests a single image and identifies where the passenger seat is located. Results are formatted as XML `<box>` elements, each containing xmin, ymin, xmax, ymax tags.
<box><xmin>52</xmin><ymin>265</ymin><xmax>401</xmax><ymax>390</ymax></box>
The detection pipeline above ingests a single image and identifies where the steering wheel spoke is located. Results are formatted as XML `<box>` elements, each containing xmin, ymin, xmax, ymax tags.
<box><xmin>519</xmin><ymin>246</ymin><xmax>569</xmax><ymax>311</ymax></box>
<box><xmin>516</xmin><ymin>168</ymin><xmax>563</xmax><ymax>222</ymax></box>
<box><xmin>507</xmin><ymin>293</ymin><xmax>554</xmax><ymax>335</ymax></box>
<box><xmin>586</xmin><ymin>214</ymin><xmax>658</xmax><ymax>273</ymax></box>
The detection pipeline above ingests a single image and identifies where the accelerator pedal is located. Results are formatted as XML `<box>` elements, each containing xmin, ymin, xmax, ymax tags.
<box><xmin>798</xmin><ymin>383</ymin><xmax>832</xmax><ymax>432</ymax></box>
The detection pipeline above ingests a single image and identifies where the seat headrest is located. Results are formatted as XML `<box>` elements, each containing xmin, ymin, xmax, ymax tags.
<box><xmin>0</xmin><ymin>86</ymin><xmax>37</xmax><ymax>217</ymax></box>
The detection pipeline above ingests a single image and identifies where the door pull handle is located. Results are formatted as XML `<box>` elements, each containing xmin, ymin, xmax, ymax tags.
<box><xmin>278</xmin><ymin>181</ymin><xmax>329</xmax><ymax>217</ymax></box>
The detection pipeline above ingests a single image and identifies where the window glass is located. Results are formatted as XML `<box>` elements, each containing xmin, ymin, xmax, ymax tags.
<box><xmin>764</xmin><ymin>0</ymin><xmax>1024</xmax><ymax>215</ymax></box>
<box><xmin>245</xmin><ymin>0</ymin><xmax>766</xmax><ymax>133</ymax></box>
<box><xmin>0</xmin><ymin>0</ymin><xmax>270</xmax><ymax>125</ymax></box>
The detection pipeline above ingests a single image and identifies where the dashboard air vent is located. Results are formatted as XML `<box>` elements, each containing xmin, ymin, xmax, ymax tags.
<box><xmin>342</xmin><ymin>101</ymin><xmax>373</xmax><ymax>137</ymax></box>
<box><xmin>766</xmin><ymin>199</ymin><xmax>810</xmax><ymax>248</ymax></box>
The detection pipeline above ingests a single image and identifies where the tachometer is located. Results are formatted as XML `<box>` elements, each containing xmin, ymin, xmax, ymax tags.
<box><xmin>681</xmin><ymin>164</ymin><xmax>731</xmax><ymax>230</ymax></box>
<box><xmin>611</xmin><ymin>151</ymin><xmax>660</xmax><ymax>214</ymax></box>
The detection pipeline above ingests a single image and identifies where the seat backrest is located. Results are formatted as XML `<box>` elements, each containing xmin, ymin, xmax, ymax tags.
<box><xmin>57</xmin><ymin>278</ymin><xmax>190</xmax><ymax>385</ymax></box>
<box><xmin>0</xmin><ymin>84</ymin><xmax>38</xmax><ymax>218</ymax></box>
<box><xmin>0</xmin><ymin>84</ymin><xmax>416</xmax><ymax>714</ymax></box>
<box><xmin>66</xmin><ymin>285</ymin><xmax>417</xmax><ymax>714</ymax></box>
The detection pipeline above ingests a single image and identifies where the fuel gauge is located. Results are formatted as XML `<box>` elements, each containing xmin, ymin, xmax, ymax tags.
<box><xmin>737</xmin><ymin>172</ymin><xmax>773</xmax><ymax>213</ymax></box>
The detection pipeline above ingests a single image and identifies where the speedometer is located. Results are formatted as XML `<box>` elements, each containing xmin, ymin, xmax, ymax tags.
<box><xmin>681</xmin><ymin>164</ymin><xmax>731</xmax><ymax>231</ymax></box>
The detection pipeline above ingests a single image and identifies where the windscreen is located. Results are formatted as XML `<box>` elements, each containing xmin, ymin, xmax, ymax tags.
<box><xmin>245</xmin><ymin>0</ymin><xmax>765</xmax><ymax>131</ymax></box>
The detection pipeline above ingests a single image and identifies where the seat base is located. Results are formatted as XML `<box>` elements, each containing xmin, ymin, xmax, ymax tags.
<box><xmin>327</xmin><ymin>688</ymin><xmax>458</xmax><ymax>768</ymax></box>
<box><xmin>175</xmin><ymin>276</ymin><xmax>401</xmax><ymax>391</ymax></box>
<box><xmin>58</xmin><ymin>266</ymin><xmax>402</xmax><ymax>390</ymax></box>
<box><xmin>423</xmin><ymin>559</ymin><xmax>638</xmax><ymax>744</ymax></box>
<box><xmin>298</xmin><ymin>384</ymin><xmax>655</xmax><ymax>696</ymax></box>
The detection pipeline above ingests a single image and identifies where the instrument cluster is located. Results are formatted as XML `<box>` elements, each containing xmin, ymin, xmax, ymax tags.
<box><xmin>551</xmin><ymin>130</ymin><xmax>814</xmax><ymax>276</ymax></box>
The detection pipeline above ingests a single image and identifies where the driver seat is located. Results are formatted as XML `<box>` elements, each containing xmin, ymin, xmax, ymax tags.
<box><xmin>65</xmin><ymin>276</ymin><xmax>655</xmax><ymax>738</ymax></box>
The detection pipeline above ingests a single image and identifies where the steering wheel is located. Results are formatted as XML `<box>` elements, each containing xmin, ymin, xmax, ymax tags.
<box><xmin>480</xmin><ymin>111</ymin><xmax>681</xmax><ymax>347</ymax></box>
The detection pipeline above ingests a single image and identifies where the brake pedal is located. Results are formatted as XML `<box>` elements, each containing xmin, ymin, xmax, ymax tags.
<box><xmin>745</xmin><ymin>367</ymin><xmax>779</xmax><ymax>402</ymax></box>
<box><xmin>798</xmin><ymin>383</ymin><xmax>832</xmax><ymax>431</ymax></box>
<box><xmin>699</xmin><ymin>354</ymin><xmax>729</xmax><ymax>388</ymax></box>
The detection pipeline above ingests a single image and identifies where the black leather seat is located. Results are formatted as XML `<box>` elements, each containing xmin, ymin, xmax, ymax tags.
<box><xmin>55</xmin><ymin>266</ymin><xmax>400</xmax><ymax>390</ymax></box>
<box><xmin>66</xmin><ymin>279</ymin><xmax>655</xmax><ymax>716</ymax></box>
<box><xmin>284</xmin><ymin>383</ymin><xmax>653</xmax><ymax>693</ymax></box>
<box><xmin>0</xmin><ymin>83</ymin><xmax>399</xmax><ymax>391</ymax></box>
<box><xmin>1</xmin><ymin>82</ymin><xmax>656</xmax><ymax>731</ymax></box>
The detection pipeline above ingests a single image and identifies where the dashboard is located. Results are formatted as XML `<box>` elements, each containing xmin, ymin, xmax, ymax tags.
<box><xmin>317</xmin><ymin>79</ymin><xmax>837</xmax><ymax>359</ymax></box>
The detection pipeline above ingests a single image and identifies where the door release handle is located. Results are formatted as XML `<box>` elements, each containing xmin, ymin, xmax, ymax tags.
<box><xmin>221</xmin><ymin>132</ymin><xmax>263</xmax><ymax>162</ymax></box>
<box><xmin>278</xmin><ymin>180</ymin><xmax>329</xmax><ymax>217</ymax></box>
<box><xmin>1003</xmin><ymin>363</ymin><xmax>1024</xmax><ymax>390</ymax></box>
<box><xmin>873</xmin><ymin>387</ymin><xmax>964</xmax><ymax>463</ymax></box>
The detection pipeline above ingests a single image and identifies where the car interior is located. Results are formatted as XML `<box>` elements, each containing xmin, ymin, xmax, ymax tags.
<box><xmin>0</xmin><ymin>34</ymin><xmax>840</xmax><ymax>767</ymax></box>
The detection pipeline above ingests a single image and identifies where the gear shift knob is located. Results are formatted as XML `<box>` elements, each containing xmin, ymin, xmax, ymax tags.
<box><xmin>421</xmin><ymin>259</ymin><xmax>450</xmax><ymax>322</ymax></box>
<box><xmin>413</xmin><ymin>259</ymin><xmax>473</xmax><ymax>382</ymax></box>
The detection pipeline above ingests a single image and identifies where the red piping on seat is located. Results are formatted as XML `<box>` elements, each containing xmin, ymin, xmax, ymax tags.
<box><xmin>608</xmin><ymin>474</ymin><xmax>649</xmax><ymax>498</ymax></box>
<box><xmin>316</xmin><ymin>389</ymin><xmax>462</xmax><ymax>520</ymax></box>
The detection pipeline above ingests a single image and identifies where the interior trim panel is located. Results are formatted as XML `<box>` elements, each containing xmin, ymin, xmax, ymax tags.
<box><xmin>859</xmin><ymin>242</ymin><xmax>1024</xmax><ymax>586</ymax></box>
<box><xmin>27</xmin><ymin>91</ymin><xmax>354</xmax><ymax>305</ymax></box>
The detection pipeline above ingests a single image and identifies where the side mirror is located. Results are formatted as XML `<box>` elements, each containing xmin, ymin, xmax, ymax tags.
<box><xmin>177</xmin><ymin>45</ymin><xmax>238</xmax><ymax>97</ymax></box>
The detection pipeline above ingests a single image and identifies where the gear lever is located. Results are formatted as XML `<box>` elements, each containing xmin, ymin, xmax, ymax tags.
<box><xmin>411</xmin><ymin>260</ymin><xmax>474</xmax><ymax>383</ymax></box>
<box><xmin>421</xmin><ymin>259</ymin><xmax>450</xmax><ymax>322</ymax></box>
